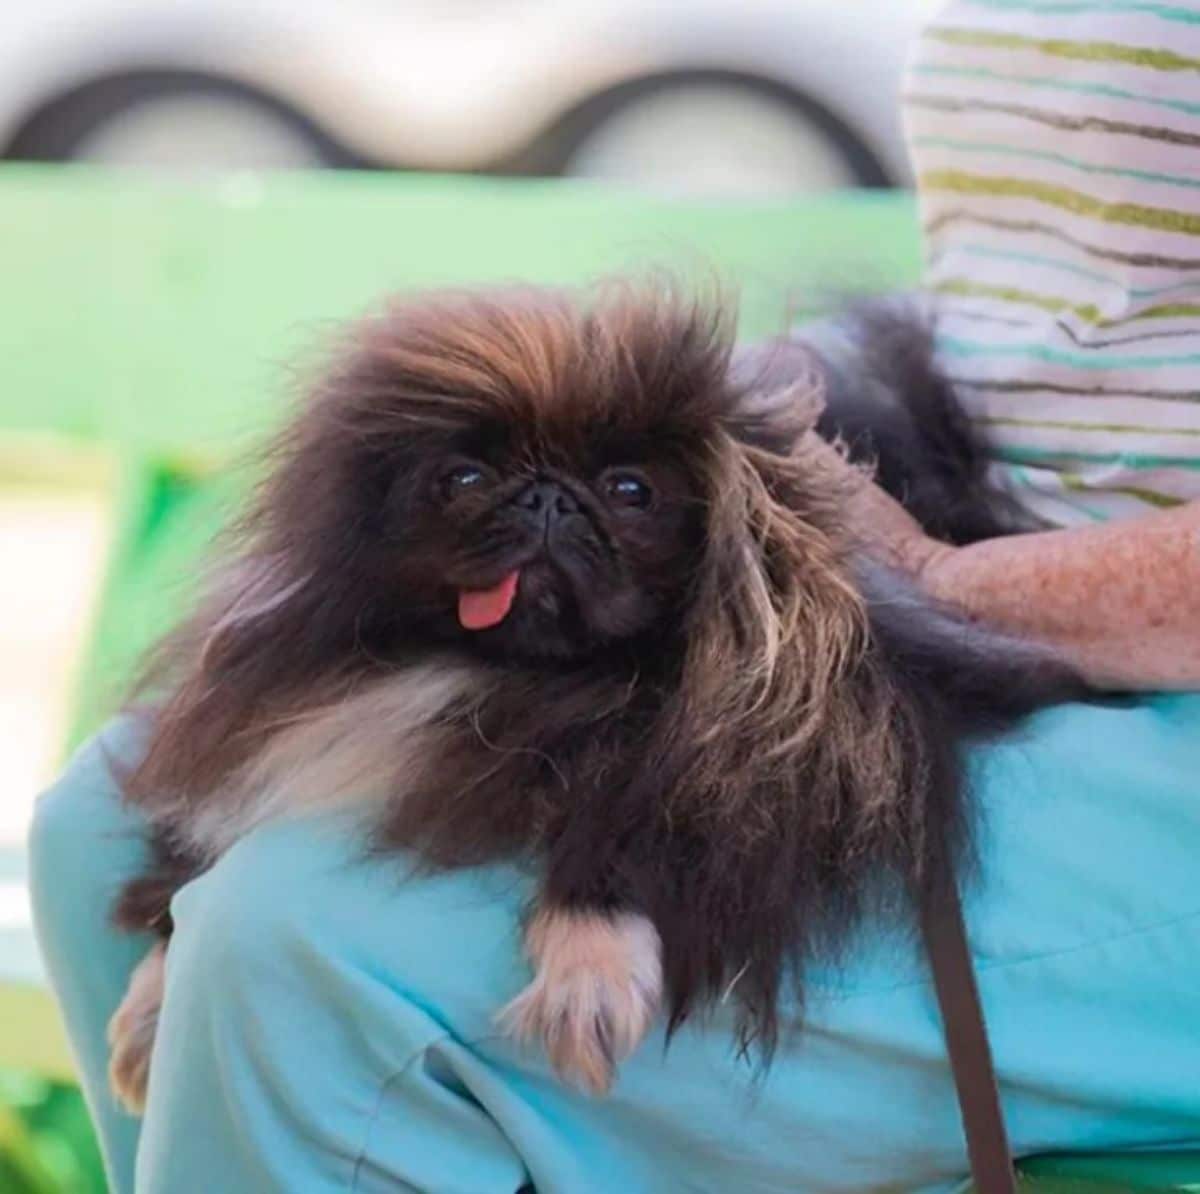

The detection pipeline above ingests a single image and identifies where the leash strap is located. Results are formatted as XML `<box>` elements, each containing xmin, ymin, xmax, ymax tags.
<box><xmin>920</xmin><ymin>876</ymin><xmax>1016</xmax><ymax>1194</ymax></box>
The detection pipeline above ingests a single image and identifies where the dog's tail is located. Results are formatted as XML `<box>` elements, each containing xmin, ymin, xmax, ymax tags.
<box><xmin>746</xmin><ymin>298</ymin><xmax>1037</xmax><ymax>544</ymax></box>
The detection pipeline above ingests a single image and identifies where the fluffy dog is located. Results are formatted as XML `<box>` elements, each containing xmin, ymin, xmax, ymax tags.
<box><xmin>106</xmin><ymin>283</ymin><xmax>1083</xmax><ymax>1110</ymax></box>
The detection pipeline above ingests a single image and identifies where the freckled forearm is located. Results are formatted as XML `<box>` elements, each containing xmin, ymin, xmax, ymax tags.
<box><xmin>803</xmin><ymin>431</ymin><xmax>1200</xmax><ymax>689</ymax></box>
<box><xmin>916</xmin><ymin>502</ymin><xmax>1200</xmax><ymax>690</ymax></box>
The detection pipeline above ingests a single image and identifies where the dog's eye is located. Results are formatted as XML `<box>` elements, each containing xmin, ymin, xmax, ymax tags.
<box><xmin>439</xmin><ymin>463</ymin><xmax>487</xmax><ymax>499</ymax></box>
<box><xmin>603</xmin><ymin>472</ymin><xmax>653</xmax><ymax>510</ymax></box>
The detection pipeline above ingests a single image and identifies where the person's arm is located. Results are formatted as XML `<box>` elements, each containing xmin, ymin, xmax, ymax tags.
<box><xmin>808</xmin><ymin>434</ymin><xmax>1200</xmax><ymax>691</ymax></box>
<box><xmin>28</xmin><ymin>718</ymin><xmax>155</xmax><ymax>1194</ymax></box>
<box><xmin>909</xmin><ymin>504</ymin><xmax>1200</xmax><ymax>690</ymax></box>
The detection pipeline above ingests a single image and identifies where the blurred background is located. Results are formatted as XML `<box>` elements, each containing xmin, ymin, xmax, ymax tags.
<box><xmin>0</xmin><ymin>0</ymin><xmax>933</xmax><ymax>191</ymax></box>
<box><xmin>0</xmin><ymin>1</ymin><xmax>928</xmax><ymax>1189</ymax></box>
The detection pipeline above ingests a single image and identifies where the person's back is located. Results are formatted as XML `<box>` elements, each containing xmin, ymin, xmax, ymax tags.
<box><xmin>909</xmin><ymin>0</ymin><xmax>1200</xmax><ymax>525</ymax></box>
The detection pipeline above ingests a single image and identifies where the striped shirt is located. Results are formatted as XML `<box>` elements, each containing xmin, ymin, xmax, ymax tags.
<box><xmin>906</xmin><ymin>0</ymin><xmax>1200</xmax><ymax>524</ymax></box>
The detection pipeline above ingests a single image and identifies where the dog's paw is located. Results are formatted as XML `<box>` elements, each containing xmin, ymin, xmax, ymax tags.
<box><xmin>107</xmin><ymin>942</ymin><xmax>166</xmax><ymax>1115</ymax></box>
<box><xmin>498</xmin><ymin>908</ymin><xmax>661</xmax><ymax>1095</ymax></box>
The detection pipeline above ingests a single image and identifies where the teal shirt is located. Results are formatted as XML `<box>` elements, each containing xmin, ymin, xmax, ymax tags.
<box><xmin>29</xmin><ymin>698</ymin><xmax>1200</xmax><ymax>1192</ymax></box>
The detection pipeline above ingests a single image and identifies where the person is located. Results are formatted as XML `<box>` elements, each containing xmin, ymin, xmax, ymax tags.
<box><xmin>30</xmin><ymin>3</ymin><xmax>1200</xmax><ymax>1190</ymax></box>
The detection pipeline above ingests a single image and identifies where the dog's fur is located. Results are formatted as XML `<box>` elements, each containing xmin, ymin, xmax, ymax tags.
<box><xmin>107</xmin><ymin>283</ymin><xmax>1085</xmax><ymax>1109</ymax></box>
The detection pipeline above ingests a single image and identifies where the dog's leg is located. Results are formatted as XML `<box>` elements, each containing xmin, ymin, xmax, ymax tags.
<box><xmin>108</xmin><ymin>941</ymin><xmax>167</xmax><ymax>1114</ymax></box>
<box><xmin>498</xmin><ymin>903</ymin><xmax>662</xmax><ymax>1095</ymax></box>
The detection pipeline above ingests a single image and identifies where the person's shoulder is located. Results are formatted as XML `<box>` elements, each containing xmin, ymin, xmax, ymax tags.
<box><xmin>31</xmin><ymin>713</ymin><xmax>151</xmax><ymax>840</ymax></box>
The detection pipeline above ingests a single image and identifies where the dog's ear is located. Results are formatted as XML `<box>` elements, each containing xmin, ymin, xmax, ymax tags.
<box><xmin>681</xmin><ymin>429</ymin><xmax>867</xmax><ymax>765</ymax></box>
<box><xmin>636</xmin><ymin>427</ymin><xmax>900</xmax><ymax>1052</ymax></box>
<box><xmin>723</xmin><ymin>340</ymin><xmax>825</xmax><ymax>457</ymax></box>
<box><xmin>192</xmin><ymin>555</ymin><xmax>311</xmax><ymax>672</ymax></box>
<box><xmin>120</xmin><ymin>553</ymin><xmax>324</xmax><ymax>804</ymax></box>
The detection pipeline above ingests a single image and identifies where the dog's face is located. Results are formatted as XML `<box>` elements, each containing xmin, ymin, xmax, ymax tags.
<box><xmin>391</xmin><ymin>419</ymin><xmax>704</xmax><ymax>660</ymax></box>
<box><xmin>259</xmin><ymin>285</ymin><xmax>812</xmax><ymax>667</ymax></box>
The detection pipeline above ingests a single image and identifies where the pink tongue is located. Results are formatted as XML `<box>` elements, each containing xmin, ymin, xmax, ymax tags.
<box><xmin>458</xmin><ymin>571</ymin><xmax>520</xmax><ymax>630</ymax></box>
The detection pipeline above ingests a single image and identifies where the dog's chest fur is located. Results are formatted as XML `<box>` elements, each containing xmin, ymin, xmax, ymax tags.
<box><xmin>163</xmin><ymin>661</ymin><xmax>479</xmax><ymax>861</ymax></box>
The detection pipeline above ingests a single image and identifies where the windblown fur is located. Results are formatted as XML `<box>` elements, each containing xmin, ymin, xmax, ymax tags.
<box><xmin>108</xmin><ymin>281</ymin><xmax>1085</xmax><ymax>1104</ymax></box>
<box><xmin>740</xmin><ymin>299</ymin><xmax>1039</xmax><ymax>544</ymax></box>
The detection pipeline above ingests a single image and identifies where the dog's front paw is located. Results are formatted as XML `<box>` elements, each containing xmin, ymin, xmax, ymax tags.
<box><xmin>107</xmin><ymin>942</ymin><xmax>166</xmax><ymax>1115</ymax></box>
<box><xmin>498</xmin><ymin>908</ymin><xmax>662</xmax><ymax>1095</ymax></box>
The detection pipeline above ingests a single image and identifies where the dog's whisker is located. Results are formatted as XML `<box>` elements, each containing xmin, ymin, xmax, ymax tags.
<box><xmin>721</xmin><ymin>962</ymin><xmax>750</xmax><ymax>1005</ymax></box>
<box><xmin>468</xmin><ymin>708</ymin><xmax>569</xmax><ymax>791</ymax></box>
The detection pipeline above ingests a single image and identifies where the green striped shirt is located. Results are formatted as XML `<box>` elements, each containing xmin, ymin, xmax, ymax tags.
<box><xmin>908</xmin><ymin>0</ymin><xmax>1200</xmax><ymax>524</ymax></box>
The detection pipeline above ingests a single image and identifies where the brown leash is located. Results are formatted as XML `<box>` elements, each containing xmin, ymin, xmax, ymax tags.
<box><xmin>920</xmin><ymin>875</ymin><xmax>1016</xmax><ymax>1194</ymax></box>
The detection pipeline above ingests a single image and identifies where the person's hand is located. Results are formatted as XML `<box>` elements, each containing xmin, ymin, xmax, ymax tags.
<box><xmin>799</xmin><ymin>430</ymin><xmax>954</xmax><ymax>577</ymax></box>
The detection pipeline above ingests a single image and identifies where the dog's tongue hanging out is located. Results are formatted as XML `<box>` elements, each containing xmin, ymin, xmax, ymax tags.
<box><xmin>458</xmin><ymin>571</ymin><xmax>520</xmax><ymax>630</ymax></box>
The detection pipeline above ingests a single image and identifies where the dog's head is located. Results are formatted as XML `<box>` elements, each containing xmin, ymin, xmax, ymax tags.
<box><xmin>130</xmin><ymin>283</ymin><xmax>872</xmax><ymax>817</ymax></box>
<box><xmin>343</xmin><ymin>286</ymin><xmax>729</xmax><ymax>661</ymax></box>
<box><xmin>242</xmin><ymin>283</ymin><xmax>845</xmax><ymax>666</ymax></box>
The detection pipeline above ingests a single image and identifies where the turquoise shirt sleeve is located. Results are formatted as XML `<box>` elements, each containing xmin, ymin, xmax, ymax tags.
<box><xmin>28</xmin><ymin>719</ymin><xmax>535</xmax><ymax>1194</ymax></box>
<box><xmin>27</xmin><ymin>717</ymin><xmax>154</xmax><ymax>1194</ymax></box>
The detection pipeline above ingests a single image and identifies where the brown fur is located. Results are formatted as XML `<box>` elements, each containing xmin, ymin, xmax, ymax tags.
<box><xmin>498</xmin><ymin>907</ymin><xmax>663</xmax><ymax>1095</ymax></box>
<box><xmin>112</xmin><ymin>281</ymin><xmax>1083</xmax><ymax>1097</ymax></box>
<box><xmin>108</xmin><ymin>942</ymin><xmax>166</xmax><ymax>1114</ymax></box>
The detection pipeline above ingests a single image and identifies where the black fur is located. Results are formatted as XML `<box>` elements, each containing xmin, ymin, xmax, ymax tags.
<box><xmin>744</xmin><ymin>299</ymin><xmax>1040</xmax><ymax>545</ymax></box>
<box><xmin>112</xmin><ymin>288</ymin><xmax>1087</xmax><ymax>1077</ymax></box>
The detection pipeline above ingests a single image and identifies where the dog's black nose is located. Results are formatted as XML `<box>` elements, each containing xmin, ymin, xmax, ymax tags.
<box><xmin>514</xmin><ymin>481</ymin><xmax>579</xmax><ymax>524</ymax></box>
